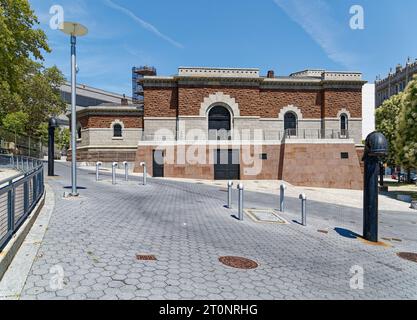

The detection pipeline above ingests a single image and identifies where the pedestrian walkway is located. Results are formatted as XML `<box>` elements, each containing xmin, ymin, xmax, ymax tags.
<box><xmin>1</xmin><ymin>162</ymin><xmax>416</xmax><ymax>300</ymax></box>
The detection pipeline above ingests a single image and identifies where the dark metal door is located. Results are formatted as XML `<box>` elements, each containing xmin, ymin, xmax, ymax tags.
<box><xmin>153</xmin><ymin>150</ymin><xmax>164</xmax><ymax>178</ymax></box>
<box><xmin>214</xmin><ymin>149</ymin><xmax>240</xmax><ymax>180</ymax></box>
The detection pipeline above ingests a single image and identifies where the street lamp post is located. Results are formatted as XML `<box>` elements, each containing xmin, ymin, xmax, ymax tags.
<box><xmin>60</xmin><ymin>22</ymin><xmax>88</xmax><ymax>196</ymax></box>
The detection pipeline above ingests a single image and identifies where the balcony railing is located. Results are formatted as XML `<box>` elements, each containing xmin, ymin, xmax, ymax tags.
<box><xmin>140</xmin><ymin>129</ymin><xmax>351</xmax><ymax>142</ymax></box>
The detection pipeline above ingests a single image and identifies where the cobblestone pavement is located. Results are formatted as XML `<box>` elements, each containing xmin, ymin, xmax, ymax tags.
<box><xmin>13</xmin><ymin>163</ymin><xmax>417</xmax><ymax>299</ymax></box>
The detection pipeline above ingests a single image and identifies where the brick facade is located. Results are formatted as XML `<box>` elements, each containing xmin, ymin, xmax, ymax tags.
<box><xmin>142</xmin><ymin>86</ymin><xmax>362</xmax><ymax>120</ymax></box>
<box><xmin>144</xmin><ymin>87</ymin><xmax>178</xmax><ymax>118</ymax></box>
<box><xmin>78</xmin><ymin>115</ymin><xmax>143</xmax><ymax>129</ymax></box>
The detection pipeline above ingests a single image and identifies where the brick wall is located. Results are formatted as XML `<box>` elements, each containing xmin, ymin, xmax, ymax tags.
<box><xmin>146</xmin><ymin>85</ymin><xmax>362</xmax><ymax>120</ymax></box>
<box><xmin>178</xmin><ymin>86</ymin><xmax>260</xmax><ymax>117</ymax></box>
<box><xmin>323</xmin><ymin>89</ymin><xmax>362</xmax><ymax>118</ymax></box>
<box><xmin>144</xmin><ymin>87</ymin><xmax>178</xmax><ymax>118</ymax></box>
<box><xmin>78</xmin><ymin>115</ymin><xmax>143</xmax><ymax>129</ymax></box>
<box><xmin>260</xmin><ymin>89</ymin><xmax>323</xmax><ymax>118</ymax></box>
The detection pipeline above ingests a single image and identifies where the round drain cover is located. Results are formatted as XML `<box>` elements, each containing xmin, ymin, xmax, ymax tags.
<box><xmin>219</xmin><ymin>256</ymin><xmax>258</xmax><ymax>269</ymax></box>
<box><xmin>397</xmin><ymin>252</ymin><xmax>417</xmax><ymax>263</ymax></box>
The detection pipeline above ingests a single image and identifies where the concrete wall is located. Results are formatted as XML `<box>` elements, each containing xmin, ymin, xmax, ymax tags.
<box><xmin>362</xmin><ymin>84</ymin><xmax>375</xmax><ymax>140</ymax></box>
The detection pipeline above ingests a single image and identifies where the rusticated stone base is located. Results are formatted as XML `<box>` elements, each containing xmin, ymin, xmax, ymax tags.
<box><xmin>67</xmin><ymin>148</ymin><xmax>136</xmax><ymax>163</ymax></box>
<box><xmin>133</xmin><ymin>142</ymin><xmax>364</xmax><ymax>190</ymax></box>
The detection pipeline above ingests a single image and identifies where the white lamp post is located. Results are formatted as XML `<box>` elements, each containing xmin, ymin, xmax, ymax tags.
<box><xmin>60</xmin><ymin>22</ymin><xmax>88</xmax><ymax>196</ymax></box>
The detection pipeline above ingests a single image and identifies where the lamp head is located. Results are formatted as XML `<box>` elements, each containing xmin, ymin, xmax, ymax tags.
<box><xmin>59</xmin><ymin>22</ymin><xmax>88</xmax><ymax>37</ymax></box>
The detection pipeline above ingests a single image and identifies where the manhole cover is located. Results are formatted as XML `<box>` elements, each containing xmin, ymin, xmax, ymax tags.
<box><xmin>219</xmin><ymin>256</ymin><xmax>258</xmax><ymax>269</ymax></box>
<box><xmin>397</xmin><ymin>252</ymin><xmax>417</xmax><ymax>263</ymax></box>
<box><xmin>136</xmin><ymin>254</ymin><xmax>157</xmax><ymax>261</ymax></box>
<box><xmin>245</xmin><ymin>209</ymin><xmax>288</xmax><ymax>224</ymax></box>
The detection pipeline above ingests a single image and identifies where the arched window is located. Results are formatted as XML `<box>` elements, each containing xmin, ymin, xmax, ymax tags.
<box><xmin>284</xmin><ymin>112</ymin><xmax>297</xmax><ymax>136</ymax></box>
<box><xmin>113</xmin><ymin>124</ymin><xmax>122</xmax><ymax>137</ymax></box>
<box><xmin>209</xmin><ymin>106</ymin><xmax>231</xmax><ymax>140</ymax></box>
<box><xmin>340</xmin><ymin>114</ymin><xmax>348</xmax><ymax>136</ymax></box>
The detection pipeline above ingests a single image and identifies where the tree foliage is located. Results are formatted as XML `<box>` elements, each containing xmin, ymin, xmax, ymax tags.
<box><xmin>395</xmin><ymin>75</ymin><xmax>417</xmax><ymax>170</ymax></box>
<box><xmin>1</xmin><ymin>111</ymin><xmax>29</xmax><ymax>135</ymax></box>
<box><xmin>375</xmin><ymin>93</ymin><xmax>402</xmax><ymax>166</ymax></box>
<box><xmin>0</xmin><ymin>0</ymin><xmax>66</xmax><ymax>136</ymax></box>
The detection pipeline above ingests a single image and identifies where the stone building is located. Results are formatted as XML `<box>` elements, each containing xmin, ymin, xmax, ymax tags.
<box><xmin>71</xmin><ymin>67</ymin><xmax>366</xmax><ymax>189</ymax></box>
<box><xmin>375</xmin><ymin>58</ymin><xmax>417</xmax><ymax>107</ymax></box>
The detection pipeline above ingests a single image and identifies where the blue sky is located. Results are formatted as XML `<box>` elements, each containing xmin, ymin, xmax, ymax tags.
<box><xmin>29</xmin><ymin>0</ymin><xmax>417</xmax><ymax>96</ymax></box>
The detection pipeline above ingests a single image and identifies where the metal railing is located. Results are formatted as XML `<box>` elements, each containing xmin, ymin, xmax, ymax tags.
<box><xmin>0</xmin><ymin>155</ymin><xmax>44</xmax><ymax>251</ymax></box>
<box><xmin>140</xmin><ymin>129</ymin><xmax>351</xmax><ymax>142</ymax></box>
<box><xmin>0</xmin><ymin>128</ymin><xmax>43</xmax><ymax>158</ymax></box>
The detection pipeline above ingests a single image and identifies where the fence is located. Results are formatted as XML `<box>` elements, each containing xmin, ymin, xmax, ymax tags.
<box><xmin>140</xmin><ymin>129</ymin><xmax>352</xmax><ymax>142</ymax></box>
<box><xmin>0</xmin><ymin>128</ymin><xmax>43</xmax><ymax>158</ymax></box>
<box><xmin>0</xmin><ymin>155</ymin><xmax>44</xmax><ymax>251</ymax></box>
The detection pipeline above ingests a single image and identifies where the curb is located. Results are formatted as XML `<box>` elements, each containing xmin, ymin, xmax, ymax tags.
<box><xmin>0</xmin><ymin>190</ymin><xmax>46</xmax><ymax>281</ymax></box>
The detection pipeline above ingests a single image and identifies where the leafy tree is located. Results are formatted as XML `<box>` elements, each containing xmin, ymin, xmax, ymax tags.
<box><xmin>0</xmin><ymin>0</ymin><xmax>50</xmax><ymax>116</ymax></box>
<box><xmin>0</xmin><ymin>0</ymin><xmax>66</xmax><ymax>135</ymax></box>
<box><xmin>20</xmin><ymin>62</ymin><xmax>66</xmax><ymax>134</ymax></box>
<box><xmin>375</xmin><ymin>93</ymin><xmax>403</xmax><ymax>167</ymax></box>
<box><xmin>395</xmin><ymin>75</ymin><xmax>417</xmax><ymax>180</ymax></box>
<box><xmin>1</xmin><ymin>111</ymin><xmax>29</xmax><ymax>144</ymax></box>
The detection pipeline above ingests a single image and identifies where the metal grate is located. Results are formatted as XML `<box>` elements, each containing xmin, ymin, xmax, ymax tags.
<box><xmin>397</xmin><ymin>252</ymin><xmax>417</xmax><ymax>263</ymax></box>
<box><xmin>136</xmin><ymin>254</ymin><xmax>157</xmax><ymax>261</ymax></box>
<box><xmin>14</xmin><ymin>185</ymin><xmax>25</xmax><ymax>223</ymax></box>
<box><xmin>0</xmin><ymin>193</ymin><xmax>8</xmax><ymax>239</ymax></box>
<box><xmin>219</xmin><ymin>256</ymin><xmax>258</xmax><ymax>269</ymax></box>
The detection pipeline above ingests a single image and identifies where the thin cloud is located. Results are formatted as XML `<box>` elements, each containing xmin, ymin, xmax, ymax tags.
<box><xmin>273</xmin><ymin>0</ymin><xmax>357</xmax><ymax>69</ymax></box>
<box><xmin>103</xmin><ymin>0</ymin><xmax>184</xmax><ymax>48</ymax></box>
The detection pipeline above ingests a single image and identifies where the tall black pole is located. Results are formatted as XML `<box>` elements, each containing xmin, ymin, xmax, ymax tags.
<box><xmin>48</xmin><ymin>118</ymin><xmax>58</xmax><ymax>177</ymax></box>
<box><xmin>363</xmin><ymin>132</ymin><xmax>388</xmax><ymax>243</ymax></box>
<box><xmin>363</xmin><ymin>155</ymin><xmax>379</xmax><ymax>242</ymax></box>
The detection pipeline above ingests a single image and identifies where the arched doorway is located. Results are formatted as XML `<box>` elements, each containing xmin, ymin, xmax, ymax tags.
<box><xmin>284</xmin><ymin>112</ymin><xmax>297</xmax><ymax>137</ymax></box>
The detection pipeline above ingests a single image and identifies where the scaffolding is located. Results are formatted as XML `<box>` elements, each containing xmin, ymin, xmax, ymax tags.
<box><xmin>132</xmin><ymin>66</ymin><xmax>156</xmax><ymax>103</ymax></box>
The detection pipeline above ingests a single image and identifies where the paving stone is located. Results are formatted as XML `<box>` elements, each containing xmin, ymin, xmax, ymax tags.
<box><xmin>12</xmin><ymin>162</ymin><xmax>417</xmax><ymax>300</ymax></box>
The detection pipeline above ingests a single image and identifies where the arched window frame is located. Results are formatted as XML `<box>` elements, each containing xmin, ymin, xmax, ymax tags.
<box><xmin>111</xmin><ymin>120</ymin><xmax>125</xmax><ymax>139</ymax></box>
<box><xmin>284</xmin><ymin>111</ymin><xmax>298</xmax><ymax>137</ymax></box>
<box><xmin>340</xmin><ymin>113</ymin><xmax>349</xmax><ymax>137</ymax></box>
<box><xmin>207</xmin><ymin>104</ymin><xmax>233</xmax><ymax>140</ymax></box>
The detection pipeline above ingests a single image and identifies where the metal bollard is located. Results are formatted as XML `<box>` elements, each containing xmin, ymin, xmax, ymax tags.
<box><xmin>227</xmin><ymin>180</ymin><xmax>233</xmax><ymax>209</ymax></box>
<box><xmin>112</xmin><ymin>162</ymin><xmax>118</xmax><ymax>185</ymax></box>
<box><xmin>123</xmin><ymin>161</ymin><xmax>129</xmax><ymax>181</ymax></box>
<box><xmin>96</xmin><ymin>162</ymin><xmax>102</xmax><ymax>181</ymax></box>
<box><xmin>238</xmin><ymin>183</ymin><xmax>244</xmax><ymax>221</ymax></box>
<box><xmin>140</xmin><ymin>162</ymin><xmax>147</xmax><ymax>185</ymax></box>
<box><xmin>280</xmin><ymin>183</ymin><xmax>287</xmax><ymax>212</ymax></box>
<box><xmin>299</xmin><ymin>193</ymin><xmax>307</xmax><ymax>226</ymax></box>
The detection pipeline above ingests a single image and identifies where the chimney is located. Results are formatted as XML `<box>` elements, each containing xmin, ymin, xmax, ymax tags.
<box><xmin>121</xmin><ymin>94</ymin><xmax>128</xmax><ymax>106</ymax></box>
<box><xmin>267</xmin><ymin>70</ymin><xmax>275</xmax><ymax>78</ymax></box>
